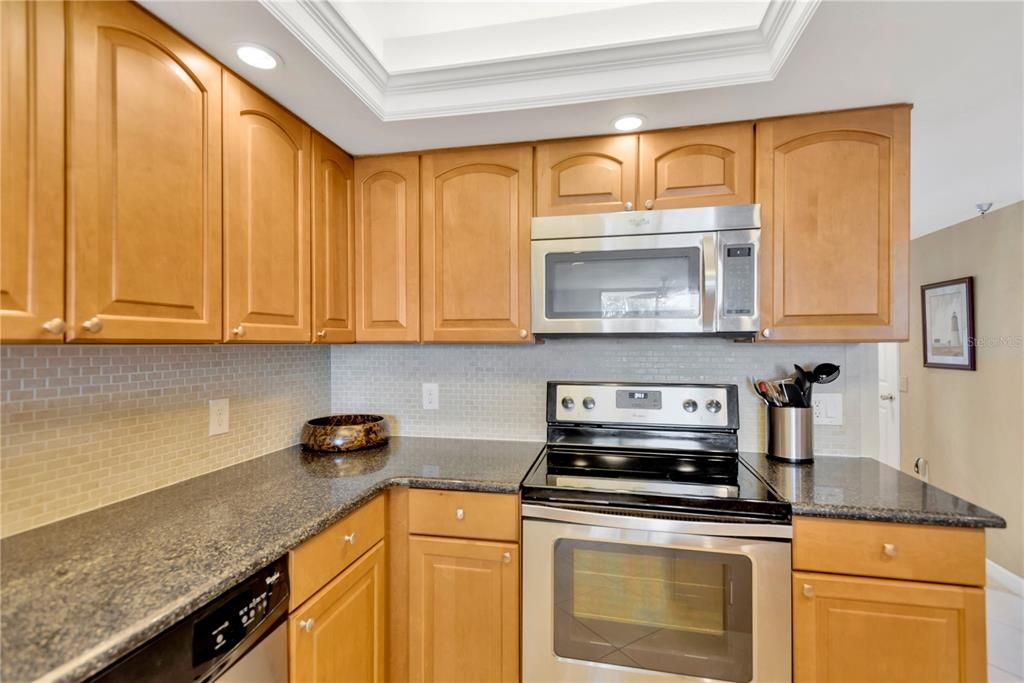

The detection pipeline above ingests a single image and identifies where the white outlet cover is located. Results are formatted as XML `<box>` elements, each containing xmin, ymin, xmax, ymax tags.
<box><xmin>422</xmin><ymin>383</ymin><xmax>439</xmax><ymax>410</ymax></box>
<box><xmin>209</xmin><ymin>398</ymin><xmax>229</xmax><ymax>435</ymax></box>
<box><xmin>811</xmin><ymin>394</ymin><xmax>843</xmax><ymax>426</ymax></box>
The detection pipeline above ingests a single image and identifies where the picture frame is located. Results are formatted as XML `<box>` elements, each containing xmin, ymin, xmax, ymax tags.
<box><xmin>921</xmin><ymin>276</ymin><xmax>976</xmax><ymax>370</ymax></box>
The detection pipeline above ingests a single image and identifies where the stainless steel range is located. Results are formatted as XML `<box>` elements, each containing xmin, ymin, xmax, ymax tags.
<box><xmin>521</xmin><ymin>381</ymin><xmax>791</xmax><ymax>683</ymax></box>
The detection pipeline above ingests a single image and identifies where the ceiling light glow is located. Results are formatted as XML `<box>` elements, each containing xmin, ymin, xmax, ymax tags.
<box><xmin>236</xmin><ymin>44</ymin><xmax>279</xmax><ymax>70</ymax></box>
<box><xmin>613</xmin><ymin>114</ymin><xmax>645</xmax><ymax>132</ymax></box>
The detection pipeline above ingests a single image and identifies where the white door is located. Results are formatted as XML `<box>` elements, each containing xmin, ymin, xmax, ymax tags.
<box><xmin>877</xmin><ymin>343</ymin><xmax>901</xmax><ymax>468</ymax></box>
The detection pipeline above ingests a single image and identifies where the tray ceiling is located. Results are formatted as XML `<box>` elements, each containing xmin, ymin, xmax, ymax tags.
<box><xmin>260</xmin><ymin>0</ymin><xmax>820</xmax><ymax>120</ymax></box>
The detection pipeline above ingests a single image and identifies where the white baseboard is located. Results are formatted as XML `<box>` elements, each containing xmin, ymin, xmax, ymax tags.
<box><xmin>988</xmin><ymin>559</ymin><xmax>1024</xmax><ymax>597</ymax></box>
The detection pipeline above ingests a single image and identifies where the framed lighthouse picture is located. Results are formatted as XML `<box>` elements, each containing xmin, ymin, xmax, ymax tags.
<box><xmin>922</xmin><ymin>277</ymin><xmax>976</xmax><ymax>370</ymax></box>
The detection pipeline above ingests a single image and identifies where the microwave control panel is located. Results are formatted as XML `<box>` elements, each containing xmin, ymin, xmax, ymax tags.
<box><xmin>721</xmin><ymin>244</ymin><xmax>756</xmax><ymax>317</ymax></box>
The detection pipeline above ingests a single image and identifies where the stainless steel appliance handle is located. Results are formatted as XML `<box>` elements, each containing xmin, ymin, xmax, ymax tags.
<box><xmin>702</xmin><ymin>233</ymin><xmax>717</xmax><ymax>333</ymax></box>
<box><xmin>521</xmin><ymin>504</ymin><xmax>792</xmax><ymax>539</ymax></box>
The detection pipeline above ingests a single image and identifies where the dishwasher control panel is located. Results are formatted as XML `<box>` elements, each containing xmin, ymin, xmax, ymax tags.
<box><xmin>192</xmin><ymin>557</ymin><xmax>289</xmax><ymax>680</ymax></box>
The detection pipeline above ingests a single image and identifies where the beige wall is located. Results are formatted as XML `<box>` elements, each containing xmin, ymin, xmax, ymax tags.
<box><xmin>900</xmin><ymin>201</ymin><xmax>1024</xmax><ymax>576</ymax></box>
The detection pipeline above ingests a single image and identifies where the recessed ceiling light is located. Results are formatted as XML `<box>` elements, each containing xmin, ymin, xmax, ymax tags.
<box><xmin>613</xmin><ymin>114</ymin><xmax>646</xmax><ymax>132</ymax></box>
<box><xmin>236</xmin><ymin>44</ymin><xmax>280</xmax><ymax>70</ymax></box>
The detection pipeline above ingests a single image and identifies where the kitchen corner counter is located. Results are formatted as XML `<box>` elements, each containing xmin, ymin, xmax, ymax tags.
<box><xmin>741</xmin><ymin>452</ymin><xmax>1007</xmax><ymax>529</ymax></box>
<box><xmin>0</xmin><ymin>437</ymin><xmax>543</xmax><ymax>683</ymax></box>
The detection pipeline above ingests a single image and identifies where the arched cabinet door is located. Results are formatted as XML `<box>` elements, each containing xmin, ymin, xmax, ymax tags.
<box><xmin>1</xmin><ymin>0</ymin><xmax>64</xmax><ymax>342</ymax></box>
<box><xmin>354</xmin><ymin>155</ymin><xmax>420</xmax><ymax>342</ymax></box>
<box><xmin>756</xmin><ymin>106</ymin><xmax>910</xmax><ymax>342</ymax></box>
<box><xmin>311</xmin><ymin>133</ymin><xmax>356</xmax><ymax>344</ymax></box>
<box><xmin>66</xmin><ymin>1</ymin><xmax>222</xmax><ymax>342</ymax></box>
<box><xmin>421</xmin><ymin>146</ymin><xmax>533</xmax><ymax>343</ymax></box>
<box><xmin>638</xmin><ymin>122</ymin><xmax>754</xmax><ymax>210</ymax></box>
<box><xmin>535</xmin><ymin>136</ymin><xmax>637</xmax><ymax>215</ymax></box>
<box><xmin>223</xmin><ymin>73</ymin><xmax>311</xmax><ymax>343</ymax></box>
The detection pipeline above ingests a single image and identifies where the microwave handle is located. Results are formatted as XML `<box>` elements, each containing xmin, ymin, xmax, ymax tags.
<box><xmin>701</xmin><ymin>233</ymin><xmax>717</xmax><ymax>333</ymax></box>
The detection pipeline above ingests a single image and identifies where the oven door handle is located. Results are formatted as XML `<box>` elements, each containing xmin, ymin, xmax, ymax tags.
<box><xmin>521</xmin><ymin>503</ymin><xmax>792</xmax><ymax>540</ymax></box>
<box><xmin>702</xmin><ymin>232</ymin><xmax>718</xmax><ymax>333</ymax></box>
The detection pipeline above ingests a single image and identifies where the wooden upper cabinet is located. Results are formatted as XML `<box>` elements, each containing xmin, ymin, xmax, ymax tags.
<box><xmin>1</xmin><ymin>0</ymin><xmax>64</xmax><ymax>342</ymax></box>
<box><xmin>409</xmin><ymin>536</ymin><xmax>519</xmax><ymax>683</ymax></box>
<box><xmin>421</xmin><ymin>146</ymin><xmax>533</xmax><ymax>343</ymax></box>
<box><xmin>638</xmin><ymin>122</ymin><xmax>754</xmax><ymax>210</ymax></box>
<box><xmin>311</xmin><ymin>133</ymin><xmax>356</xmax><ymax>343</ymax></box>
<box><xmin>535</xmin><ymin>135</ymin><xmax>637</xmax><ymax>215</ymax></box>
<box><xmin>65</xmin><ymin>1</ymin><xmax>222</xmax><ymax>342</ymax></box>
<box><xmin>291</xmin><ymin>540</ymin><xmax>388</xmax><ymax>683</ymax></box>
<box><xmin>354</xmin><ymin>155</ymin><xmax>420</xmax><ymax>342</ymax></box>
<box><xmin>757</xmin><ymin>105</ymin><xmax>910</xmax><ymax>342</ymax></box>
<box><xmin>223</xmin><ymin>73</ymin><xmax>311</xmax><ymax>342</ymax></box>
<box><xmin>793</xmin><ymin>572</ymin><xmax>985</xmax><ymax>683</ymax></box>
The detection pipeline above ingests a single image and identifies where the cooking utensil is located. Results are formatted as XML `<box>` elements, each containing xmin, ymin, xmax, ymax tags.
<box><xmin>811</xmin><ymin>363</ymin><xmax>841</xmax><ymax>385</ymax></box>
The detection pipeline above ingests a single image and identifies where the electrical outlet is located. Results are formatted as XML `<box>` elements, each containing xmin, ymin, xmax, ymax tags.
<box><xmin>209</xmin><ymin>398</ymin><xmax>229</xmax><ymax>435</ymax></box>
<box><xmin>811</xmin><ymin>394</ymin><xmax>843</xmax><ymax>426</ymax></box>
<box><xmin>422</xmin><ymin>383</ymin><xmax>439</xmax><ymax>410</ymax></box>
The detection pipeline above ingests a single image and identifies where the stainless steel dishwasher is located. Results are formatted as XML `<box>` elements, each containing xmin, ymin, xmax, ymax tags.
<box><xmin>89</xmin><ymin>557</ymin><xmax>288</xmax><ymax>683</ymax></box>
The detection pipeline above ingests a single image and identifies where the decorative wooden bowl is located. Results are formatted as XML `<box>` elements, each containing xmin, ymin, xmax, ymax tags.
<box><xmin>301</xmin><ymin>415</ymin><xmax>389</xmax><ymax>453</ymax></box>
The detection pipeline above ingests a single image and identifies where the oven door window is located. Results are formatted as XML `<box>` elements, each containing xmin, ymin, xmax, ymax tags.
<box><xmin>553</xmin><ymin>539</ymin><xmax>753</xmax><ymax>682</ymax></box>
<box><xmin>545</xmin><ymin>248</ymin><xmax>701</xmax><ymax>320</ymax></box>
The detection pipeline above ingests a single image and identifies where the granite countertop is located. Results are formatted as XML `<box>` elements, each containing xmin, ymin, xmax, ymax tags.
<box><xmin>0</xmin><ymin>436</ymin><xmax>543</xmax><ymax>683</ymax></box>
<box><xmin>741</xmin><ymin>452</ymin><xmax>1007</xmax><ymax>528</ymax></box>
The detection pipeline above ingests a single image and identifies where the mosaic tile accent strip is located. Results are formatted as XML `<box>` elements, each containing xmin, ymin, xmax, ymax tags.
<box><xmin>332</xmin><ymin>337</ymin><xmax>872</xmax><ymax>454</ymax></box>
<box><xmin>1</xmin><ymin>345</ymin><xmax>330</xmax><ymax>537</ymax></box>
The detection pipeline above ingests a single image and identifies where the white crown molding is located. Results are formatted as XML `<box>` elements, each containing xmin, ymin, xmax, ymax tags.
<box><xmin>258</xmin><ymin>0</ymin><xmax>821</xmax><ymax>121</ymax></box>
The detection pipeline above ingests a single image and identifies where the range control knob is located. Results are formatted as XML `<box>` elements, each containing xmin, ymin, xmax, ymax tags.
<box><xmin>682</xmin><ymin>399</ymin><xmax>698</xmax><ymax>413</ymax></box>
<box><xmin>582</xmin><ymin>397</ymin><xmax>595</xmax><ymax>410</ymax></box>
<box><xmin>561</xmin><ymin>397</ymin><xmax>575</xmax><ymax>410</ymax></box>
<box><xmin>705</xmin><ymin>399</ymin><xmax>723</xmax><ymax>414</ymax></box>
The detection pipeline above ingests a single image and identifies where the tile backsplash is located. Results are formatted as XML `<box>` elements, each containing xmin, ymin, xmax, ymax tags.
<box><xmin>332</xmin><ymin>337</ymin><xmax>875</xmax><ymax>454</ymax></box>
<box><xmin>0</xmin><ymin>345</ymin><xmax>330</xmax><ymax>537</ymax></box>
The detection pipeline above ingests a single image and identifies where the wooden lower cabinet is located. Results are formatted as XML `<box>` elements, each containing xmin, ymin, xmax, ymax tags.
<box><xmin>290</xmin><ymin>540</ymin><xmax>388</xmax><ymax>683</ymax></box>
<box><xmin>408</xmin><ymin>535</ymin><xmax>519</xmax><ymax>683</ymax></box>
<box><xmin>793</xmin><ymin>571</ymin><xmax>986</xmax><ymax>683</ymax></box>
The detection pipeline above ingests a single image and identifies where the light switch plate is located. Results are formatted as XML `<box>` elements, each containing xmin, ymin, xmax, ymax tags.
<box><xmin>209</xmin><ymin>398</ymin><xmax>229</xmax><ymax>435</ymax></box>
<box><xmin>422</xmin><ymin>383</ymin><xmax>439</xmax><ymax>410</ymax></box>
<box><xmin>811</xmin><ymin>393</ymin><xmax>843</xmax><ymax>426</ymax></box>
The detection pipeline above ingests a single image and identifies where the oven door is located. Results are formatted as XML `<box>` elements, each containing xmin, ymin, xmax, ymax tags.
<box><xmin>531</xmin><ymin>232</ymin><xmax>716</xmax><ymax>335</ymax></box>
<box><xmin>521</xmin><ymin>505</ymin><xmax>791</xmax><ymax>683</ymax></box>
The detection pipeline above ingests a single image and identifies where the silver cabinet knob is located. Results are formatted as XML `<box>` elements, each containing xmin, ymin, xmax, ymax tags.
<box><xmin>231</xmin><ymin>325</ymin><xmax>245</xmax><ymax>337</ymax></box>
<box><xmin>644</xmin><ymin>199</ymin><xmax>654</xmax><ymax>210</ymax></box>
<box><xmin>802</xmin><ymin>583</ymin><xmax>815</xmax><ymax>598</ymax></box>
<box><xmin>561</xmin><ymin>397</ymin><xmax>575</xmax><ymax>410</ymax></box>
<box><xmin>762</xmin><ymin>328</ymin><xmax>772</xmax><ymax>338</ymax></box>
<box><xmin>880</xmin><ymin>393</ymin><xmax>895</xmax><ymax>401</ymax></box>
<box><xmin>343</xmin><ymin>532</ymin><xmax>356</xmax><ymax>544</ymax></box>
<box><xmin>582</xmin><ymin>397</ymin><xmax>595</xmax><ymax>410</ymax></box>
<box><xmin>882</xmin><ymin>543</ymin><xmax>897</xmax><ymax>557</ymax></box>
<box><xmin>502</xmin><ymin>551</ymin><xmax>512</xmax><ymax>564</ymax></box>
<box><xmin>299</xmin><ymin>618</ymin><xmax>314</xmax><ymax>632</ymax></box>
<box><xmin>317</xmin><ymin>329</ymin><xmax>327</xmax><ymax>338</ymax></box>
<box><xmin>82</xmin><ymin>317</ymin><xmax>103</xmax><ymax>333</ymax></box>
<box><xmin>41</xmin><ymin>318</ymin><xmax>66</xmax><ymax>335</ymax></box>
<box><xmin>455</xmin><ymin>508</ymin><xmax>465</xmax><ymax>520</ymax></box>
<box><xmin>624</xmin><ymin>201</ymin><xmax>634</xmax><ymax>211</ymax></box>
<box><xmin>519</xmin><ymin>329</ymin><xmax>528</xmax><ymax>339</ymax></box>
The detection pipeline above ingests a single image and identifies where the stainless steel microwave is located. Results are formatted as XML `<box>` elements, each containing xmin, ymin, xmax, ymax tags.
<box><xmin>531</xmin><ymin>205</ymin><xmax>760</xmax><ymax>336</ymax></box>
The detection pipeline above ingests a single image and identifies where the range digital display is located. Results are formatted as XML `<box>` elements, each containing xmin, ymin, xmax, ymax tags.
<box><xmin>616</xmin><ymin>389</ymin><xmax>662</xmax><ymax>410</ymax></box>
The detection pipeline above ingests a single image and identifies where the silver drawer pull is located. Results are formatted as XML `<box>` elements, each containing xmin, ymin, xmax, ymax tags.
<box><xmin>882</xmin><ymin>543</ymin><xmax>897</xmax><ymax>557</ymax></box>
<box><xmin>455</xmin><ymin>508</ymin><xmax>465</xmax><ymax>520</ymax></box>
<box><xmin>502</xmin><ymin>552</ymin><xmax>512</xmax><ymax>564</ymax></box>
<box><xmin>802</xmin><ymin>583</ymin><xmax>815</xmax><ymax>598</ymax></box>
<box><xmin>343</xmin><ymin>532</ymin><xmax>356</xmax><ymax>544</ymax></box>
<box><xmin>299</xmin><ymin>618</ymin><xmax>314</xmax><ymax>632</ymax></box>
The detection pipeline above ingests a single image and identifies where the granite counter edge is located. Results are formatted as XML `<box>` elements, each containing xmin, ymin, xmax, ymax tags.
<box><xmin>790</xmin><ymin>503</ymin><xmax>1007</xmax><ymax>529</ymax></box>
<box><xmin>34</xmin><ymin>476</ymin><xmax>521</xmax><ymax>683</ymax></box>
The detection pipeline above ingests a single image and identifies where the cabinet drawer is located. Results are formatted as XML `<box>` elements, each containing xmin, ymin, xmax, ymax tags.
<box><xmin>793</xmin><ymin>517</ymin><xmax>985</xmax><ymax>586</ymax></box>
<box><xmin>408</xmin><ymin>490</ymin><xmax>518</xmax><ymax>542</ymax></box>
<box><xmin>290</xmin><ymin>494</ymin><xmax>387</xmax><ymax>609</ymax></box>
